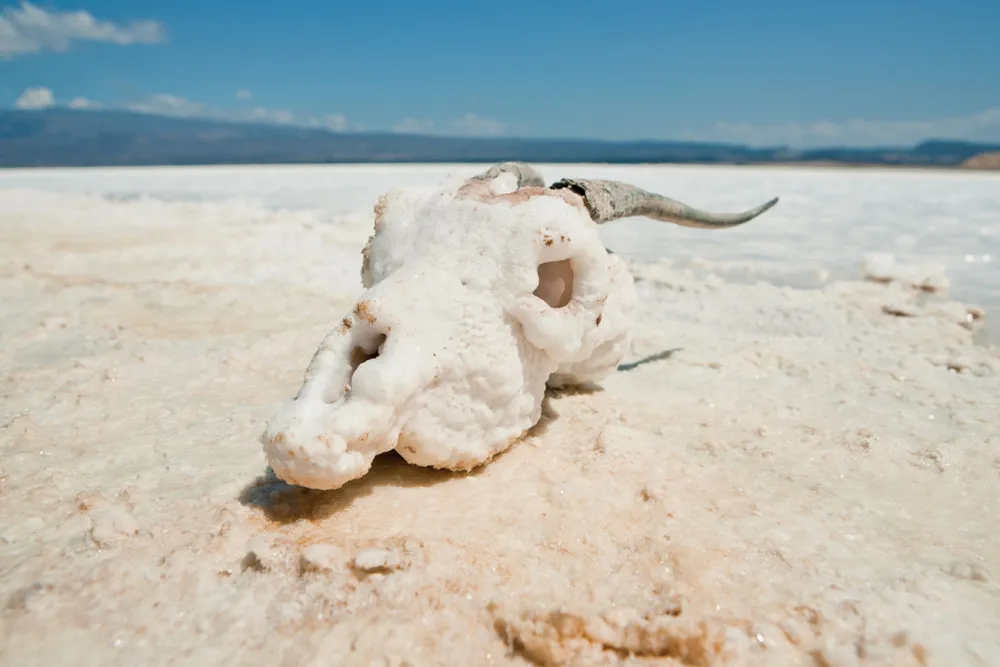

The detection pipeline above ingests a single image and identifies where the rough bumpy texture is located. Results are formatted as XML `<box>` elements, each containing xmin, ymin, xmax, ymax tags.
<box><xmin>2</xmin><ymin>167</ymin><xmax>998</xmax><ymax>667</ymax></box>
<box><xmin>263</xmin><ymin>173</ymin><xmax>636</xmax><ymax>491</ymax></box>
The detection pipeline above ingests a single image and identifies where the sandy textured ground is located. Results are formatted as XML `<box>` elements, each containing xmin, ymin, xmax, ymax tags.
<box><xmin>1</xmin><ymin>177</ymin><xmax>999</xmax><ymax>667</ymax></box>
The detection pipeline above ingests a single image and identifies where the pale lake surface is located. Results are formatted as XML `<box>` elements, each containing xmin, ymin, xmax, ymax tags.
<box><xmin>2</xmin><ymin>163</ymin><xmax>997</xmax><ymax>341</ymax></box>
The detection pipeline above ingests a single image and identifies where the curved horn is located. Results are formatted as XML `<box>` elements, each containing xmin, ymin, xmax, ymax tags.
<box><xmin>466</xmin><ymin>162</ymin><xmax>546</xmax><ymax>189</ymax></box>
<box><xmin>550</xmin><ymin>178</ymin><xmax>778</xmax><ymax>229</ymax></box>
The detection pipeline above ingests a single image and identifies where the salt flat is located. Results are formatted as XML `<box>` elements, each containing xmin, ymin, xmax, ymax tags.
<box><xmin>0</xmin><ymin>164</ymin><xmax>998</xmax><ymax>666</ymax></box>
<box><xmin>2</xmin><ymin>163</ymin><xmax>997</xmax><ymax>340</ymax></box>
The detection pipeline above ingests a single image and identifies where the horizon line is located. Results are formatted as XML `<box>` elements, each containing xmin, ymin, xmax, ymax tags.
<box><xmin>5</xmin><ymin>106</ymin><xmax>1000</xmax><ymax>154</ymax></box>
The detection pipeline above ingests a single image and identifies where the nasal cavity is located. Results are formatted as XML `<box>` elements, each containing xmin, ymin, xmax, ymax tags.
<box><xmin>534</xmin><ymin>259</ymin><xmax>574</xmax><ymax>308</ymax></box>
<box><xmin>349</xmin><ymin>333</ymin><xmax>387</xmax><ymax>378</ymax></box>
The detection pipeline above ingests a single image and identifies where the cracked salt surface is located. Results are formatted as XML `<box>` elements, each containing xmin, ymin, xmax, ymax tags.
<box><xmin>1</xmin><ymin>164</ymin><xmax>998</xmax><ymax>666</ymax></box>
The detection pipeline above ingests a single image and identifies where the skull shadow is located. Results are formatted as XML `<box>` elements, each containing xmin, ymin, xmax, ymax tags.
<box><xmin>239</xmin><ymin>344</ymin><xmax>684</xmax><ymax>523</ymax></box>
<box><xmin>239</xmin><ymin>393</ymin><xmax>561</xmax><ymax>523</ymax></box>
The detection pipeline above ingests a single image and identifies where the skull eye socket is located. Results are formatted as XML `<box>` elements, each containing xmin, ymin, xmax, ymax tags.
<box><xmin>534</xmin><ymin>259</ymin><xmax>574</xmax><ymax>309</ymax></box>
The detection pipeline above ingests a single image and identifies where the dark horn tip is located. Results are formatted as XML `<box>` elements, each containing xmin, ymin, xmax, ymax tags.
<box><xmin>549</xmin><ymin>179</ymin><xmax>585</xmax><ymax>196</ymax></box>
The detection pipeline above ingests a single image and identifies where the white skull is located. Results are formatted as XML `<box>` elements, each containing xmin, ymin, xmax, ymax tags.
<box><xmin>261</xmin><ymin>163</ymin><xmax>778</xmax><ymax>490</ymax></box>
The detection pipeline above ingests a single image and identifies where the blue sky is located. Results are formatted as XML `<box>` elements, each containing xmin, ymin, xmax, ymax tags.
<box><xmin>2</xmin><ymin>0</ymin><xmax>999</xmax><ymax>147</ymax></box>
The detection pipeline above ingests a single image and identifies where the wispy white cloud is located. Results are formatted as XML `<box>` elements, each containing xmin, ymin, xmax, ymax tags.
<box><xmin>302</xmin><ymin>114</ymin><xmax>357</xmax><ymax>132</ymax></box>
<box><xmin>0</xmin><ymin>1</ymin><xmax>165</xmax><ymax>59</ymax></box>
<box><xmin>450</xmin><ymin>112</ymin><xmax>504</xmax><ymax>137</ymax></box>
<box><xmin>14</xmin><ymin>85</ymin><xmax>53</xmax><ymax>109</ymax></box>
<box><xmin>14</xmin><ymin>82</ymin><xmax>998</xmax><ymax>150</ymax></box>
<box><xmin>392</xmin><ymin>113</ymin><xmax>506</xmax><ymax>137</ymax></box>
<box><xmin>392</xmin><ymin>117</ymin><xmax>435</xmax><ymax>134</ymax></box>
<box><xmin>236</xmin><ymin>89</ymin><xmax>252</xmax><ymax>100</ymax></box>
<box><xmin>126</xmin><ymin>94</ymin><xmax>315</xmax><ymax>128</ymax></box>
<box><xmin>124</xmin><ymin>92</ymin><xmax>360</xmax><ymax>132</ymax></box>
<box><xmin>12</xmin><ymin>85</ymin><xmax>99</xmax><ymax>110</ymax></box>
<box><xmin>322</xmin><ymin>114</ymin><xmax>349</xmax><ymax>132</ymax></box>
<box><xmin>68</xmin><ymin>96</ymin><xmax>100</xmax><ymax>109</ymax></box>
<box><xmin>248</xmin><ymin>106</ymin><xmax>295</xmax><ymax>125</ymax></box>
<box><xmin>684</xmin><ymin>108</ymin><xmax>1000</xmax><ymax>148</ymax></box>
<box><xmin>127</xmin><ymin>93</ymin><xmax>206</xmax><ymax>117</ymax></box>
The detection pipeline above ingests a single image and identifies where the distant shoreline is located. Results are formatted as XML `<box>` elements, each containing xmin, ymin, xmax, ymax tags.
<box><xmin>3</xmin><ymin>159</ymin><xmax>998</xmax><ymax>172</ymax></box>
<box><xmin>3</xmin><ymin>108</ymin><xmax>999</xmax><ymax>170</ymax></box>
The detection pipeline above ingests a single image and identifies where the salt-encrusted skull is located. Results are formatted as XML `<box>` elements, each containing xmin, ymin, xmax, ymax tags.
<box><xmin>262</xmin><ymin>163</ymin><xmax>778</xmax><ymax>490</ymax></box>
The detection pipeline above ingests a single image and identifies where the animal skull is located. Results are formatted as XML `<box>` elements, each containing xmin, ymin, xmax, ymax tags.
<box><xmin>261</xmin><ymin>163</ymin><xmax>778</xmax><ymax>490</ymax></box>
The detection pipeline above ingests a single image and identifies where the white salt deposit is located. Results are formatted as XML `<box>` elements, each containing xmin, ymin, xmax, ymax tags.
<box><xmin>0</xmin><ymin>164</ymin><xmax>998</xmax><ymax>666</ymax></box>
<box><xmin>3</xmin><ymin>163</ymin><xmax>996</xmax><ymax>341</ymax></box>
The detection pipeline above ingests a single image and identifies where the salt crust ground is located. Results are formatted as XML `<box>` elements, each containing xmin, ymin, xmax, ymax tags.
<box><xmin>0</xmin><ymin>186</ymin><xmax>998</xmax><ymax>667</ymax></box>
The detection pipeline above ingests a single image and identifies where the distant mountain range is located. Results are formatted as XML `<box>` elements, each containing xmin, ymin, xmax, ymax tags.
<box><xmin>2</xmin><ymin>108</ymin><xmax>999</xmax><ymax>169</ymax></box>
